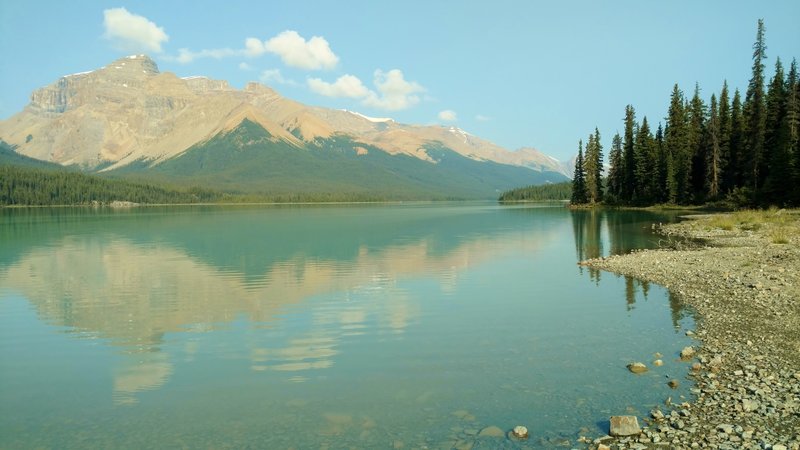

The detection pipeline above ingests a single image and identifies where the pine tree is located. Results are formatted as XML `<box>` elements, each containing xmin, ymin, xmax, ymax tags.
<box><xmin>592</xmin><ymin>127</ymin><xmax>603</xmax><ymax>203</ymax></box>
<box><xmin>762</xmin><ymin>58</ymin><xmax>789</xmax><ymax>204</ymax></box>
<box><xmin>633</xmin><ymin>116</ymin><xmax>654</xmax><ymax>204</ymax></box>
<box><xmin>718</xmin><ymin>81</ymin><xmax>733</xmax><ymax>193</ymax></box>
<box><xmin>607</xmin><ymin>133</ymin><xmax>623</xmax><ymax>202</ymax></box>
<box><xmin>655</xmin><ymin>123</ymin><xmax>668</xmax><ymax>203</ymax></box>
<box><xmin>665</xmin><ymin>84</ymin><xmax>690</xmax><ymax>204</ymax></box>
<box><xmin>622</xmin><ymin>105</ymin><xmax>637</xmax><ymax>202</ymax></box>
<box><xmin>787</xmin><ymin>59</ymin><xmax>800</xmax><ymax>204</ymax></box>
<box><xmin>584</xmin><ymin>133</ymin><xmax>599</xmax><ymax>203</ymax></box>
<box><xmin>706</xmin><ymin>94</ymin><xmax>722</xmax><ymax>199</ymax></box>
<box><xmin>571</xmin><ymin>140</ymin><xmax>589</xmax><ymax>204</ymax></box>
<box><xmin>729</xmin><ymin>89</ymin><xmax>745</xmax><ymax>190</ymax></box>
<box><xmin>688</xmin><ymin>83</ymin><xmax>708</xmax><ymax>201</ymax></box>
<box><xmin>743</xmin><ymin>18</ymin><xmax>768</xmax><ymax>199</ymax></box>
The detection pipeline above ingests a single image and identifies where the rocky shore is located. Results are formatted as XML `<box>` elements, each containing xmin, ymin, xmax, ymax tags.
<box><xmin>580</xmin><ymin>210</ymin><xmax>800</xmax><ymax>450</ymax></box>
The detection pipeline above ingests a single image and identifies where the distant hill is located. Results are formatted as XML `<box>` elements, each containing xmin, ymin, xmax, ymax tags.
<box><xmin>0</xmin><ymin>54</ymin><xmax>569</xmax><ymax>199</ymax></box>
<box><xmin>113</xmin><ymin>119</ymin><xmax>565</xmax><ymax>200</ymax></box>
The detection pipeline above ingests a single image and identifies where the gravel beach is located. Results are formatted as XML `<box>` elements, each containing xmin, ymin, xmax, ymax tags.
<box><xmin>580</xmin><ymin>210</ymin><xmax>800</xmax><ymax>450</ymax></box>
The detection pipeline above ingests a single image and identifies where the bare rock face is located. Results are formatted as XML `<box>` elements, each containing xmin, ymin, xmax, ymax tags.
<box><xmin>609</xmin><ymin>416</ymin><xmax>641</xmax><ymax>436</ymax></box>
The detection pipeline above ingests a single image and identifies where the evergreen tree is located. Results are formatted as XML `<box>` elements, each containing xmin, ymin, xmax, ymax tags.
<box><xmin>688</xmin><ymin>83</ymin><xmax>708</xmax><ymax>201</ymax></box>
<box><xmin>729</xmin><ymin>89</ymin><xmax>746</xmax><ymax>189</ymax></box>
<box><xmin>743</xmin><ymin>18</ymin><xmax>768</xmax><ymax>199</ymax></box>
<box><xmin>622</xmin><ymin>105</ymin><xmax>637</xmax><ymax>202</ymax></box>
<box><xmin>607</xmin><ymin>132</ymin><xmax>623</xmax><ymax>202</ymax></box>
<box><xmin>762</xmin><ymin>58</ymin><xmax>789</xmax><ymax>204</ymax></box>
<box><xmin>787</xmin><ymin>59</ymin><xmax>800</xmax><ymax>204</ymax></box>
<box><xmin>706</xmin><ymin>94</ymin><xmax>722</xmax><ymax>199</ymax></box>
<box><xmin>655</xmin><ymin>123</ymin><xmax>668</xmax><ymax>203</ymax></box>
<box><xmin>665</xmin><ymin>84</ymin><xmax>690</xmax><ymax>203</ymax></box>
<box><xmin>584</xmin><ymin>133</ymin><xmax>599</xmax><ymax>203</ymax></box>
<box><xmin>592</xmin><ymin>128</ymin><xmax>603</xmax><ymax>203</ymax></box>
<box><xmin>571</xmin><ymin>140</ymin><xmax>589</xmax><ymax>204</ymax></box>
<box><xmin>718</xmin><ymin>81</ymin><xmax>733</xmax><ymax>193</ymax></box>
<box><xmin>633</xmin><ymin>116</ymin><xmax>655</xmax><ymax>203</ymax></box>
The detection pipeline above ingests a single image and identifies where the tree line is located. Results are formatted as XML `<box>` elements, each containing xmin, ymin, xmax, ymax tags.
<box><xmin>0</xmin><ymin>165</ymin><xmax>221</xmax><ymax>206</ymax></box>
<box><xmin>498</xmin><ymin>181</ymin><xmax>572</xmax><ymax>202</ymax></box>
<box><xmin>572</xmin><ymin>19</ymin><xmax>799</xmax><ymax>207</ymax></box>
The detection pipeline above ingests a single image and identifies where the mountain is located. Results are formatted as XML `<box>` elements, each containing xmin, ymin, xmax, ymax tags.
<box><xmin>0</xmin><ymin>55</ymin><xmax>568</xmax><ymax>199</ymax></box>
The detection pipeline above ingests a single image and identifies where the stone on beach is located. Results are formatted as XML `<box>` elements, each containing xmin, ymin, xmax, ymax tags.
<box><xmin>609</xmin><ymin>415</ymin><xmax>641</xmax><ymax>436</ymax></box>
<box><xmin>680</xmin><ymin>346</ymin><xmax>695</xmax><ymax>359</ymax></box>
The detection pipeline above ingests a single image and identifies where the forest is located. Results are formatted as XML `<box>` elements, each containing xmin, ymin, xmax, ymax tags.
<box><xmin>571</xmin><ymin>20</ymin><xmax>799</xmax><ymax>208</ymax></box>
<box><xmin>0</xmin><ymin>165</ymin><xmax>222</xmax><ymax>206</ymax></box>
<box><xmin>498</xmin><ymin>181</ymin><xmax>571</xmax><ymax>202</ymax></box>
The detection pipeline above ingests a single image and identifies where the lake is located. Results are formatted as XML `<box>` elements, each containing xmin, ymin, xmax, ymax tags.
<box><xmin>0</xmin><ymin>203</ymin><xmax>695</xmax><ymax>449</ymax></box>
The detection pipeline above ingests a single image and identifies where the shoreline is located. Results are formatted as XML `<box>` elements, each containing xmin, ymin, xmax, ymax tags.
<box><xmin>580</xmin><ymin>210</ymin><xmax>800</xmax><ymax>449</ymax></box>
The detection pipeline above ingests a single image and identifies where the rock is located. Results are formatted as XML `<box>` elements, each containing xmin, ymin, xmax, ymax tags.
<box><xmin>668</xmin><ymin>379</ymin><xmax>680</xmax><ymax>389</ymax></box>
<box><xmin>680</xmin><ymin>346</ymin><xmax>695</xmax><ymax>359</ymax></box>
<box><xmin>510</xmin><ymin>425</ymin><xmax>528</xmax><ymax>439</ymax></box>
<box><xmin>691</xmin><ymin>362</ymin><xmax>702</xmax><ymax>371</ymax></box>
<box><xmin>654</xmin><ymin>359</ymin><xmax>664</xmax><ymax>367</ymax></box>
<box><xmin>609</xmin><ymin>415</ymin><xmax>641</xmax><ymax>436</ymax></box>
<box><xmin>651</xmin><ymin>409</ymin><xmax>665</xmax><ymax>420</ymax></box>
<box><xmin>716</xmin><ymin>423</ymin><xmax>734</xmax><ymax>434</ymax></box>
<box><xmin>477</xmin><ymin>426</ymin><xmax>504</xmax><ymax>438</ymax></box>
<box><xmin>773</xmin><ymin>445</ymin><xmax>788</xmax><ymax>450</ymax></box>
<box><xmin>598</xmin><ymin>445</ymin><xmax>611</xmax><ymax>450</ymax></box>
<box><xmin>742</xmin><ymin>398</ymin><xmax>760</xmax><ymax>412</ymax></box>
<box><xmin>627</xmin><ymin>362</ymin><xmax>648</xmax><ymax>374</ymax></box>
<box><xmin>686</xmin><ymin>330</ymin><xmax>695</xmax><ymax>336</ymax></box>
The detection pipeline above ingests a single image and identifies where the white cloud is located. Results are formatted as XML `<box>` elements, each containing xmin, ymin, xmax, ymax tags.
<box><xmin>103</xmin><ymin>8</ymin><xmax>169</xmax><ymax>53</ymax></box>
<box><xmin>244</xmin><ymin>37</ymin><xmax>266</xmax><ymax>57</ymax></box>
<box><xmin>475</xmin><ymin>114</ymin><xmax>491</xmax><ymax>122</ymax></box>
<box><xmin>175</xmin><ymin>47</ymin><xmax>236</xmax><ymax>64</ymax></box>
<box><xmin>438</xmin><ymin>110</ymin><xmax>458</xmax><ymax>122</ymax></box>
<box><xmin>261</xmin><ymin>69</ymin><xmax>298</xmax><ymax>86</ymax></box>
<box><xmin>363</xmin><ymin>69</ymin><xmax>425</xmax><ymax>111</ymax></box>
<box><xmin>263</xmin><ymin>31</ymin><xmax>339</xmax><ymax>70</ymax></box>
<box><xmin>308</xmin><ymin>74</ymin><xmax>370</xmax><ymax>98</ymax></box>
<box><xmin>239</xmin><ymin>62</ymin><xmax>252</xmax><ymax>70</ymax></box>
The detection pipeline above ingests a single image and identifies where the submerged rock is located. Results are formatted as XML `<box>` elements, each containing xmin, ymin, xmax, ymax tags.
<box><xmin>668</xmin><ymin>379</ymin><xmax>680</xmax><ymax>389</ymax></box>
<box><xmin>680</xmin><ymin>346</ymin><xmax>695</xmax><ymax>359</ymax></box>
<box><xmin>653</xmin><ymin>359</ymin><xmax>664</xmax><ymax>367</ymax></box>
<box><xmin>511</xmin><ymin>425</ymin><xmax>529</xmax><ymax>439</ymax></box>
<box><xmin>477</xmin><ymin>425</ymin><xmax>504</xmax><ymax>437</ymax></box>
<box><xmin>609</xmin><ymin>415</ymin><xmax>641</xmax><ymax>436</ymax></box>
<box><xmin>627</xmin><ymin>362</ymin><xmax>648</xmax><ymax>374</ymax></box>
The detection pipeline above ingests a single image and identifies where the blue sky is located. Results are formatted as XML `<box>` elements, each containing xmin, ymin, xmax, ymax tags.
<box><xmin>1</xmin><ymin>1</ymin><xmax>798</xmax><ymax>161</ymax></box>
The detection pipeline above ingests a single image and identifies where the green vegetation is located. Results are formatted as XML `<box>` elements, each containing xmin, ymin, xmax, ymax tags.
<box><xmin>571</xmin><ymin>19</ymin><xmax>799</xmax><ymax>208</ymax></box>
<box><xmin>0</xmin><ymin>165</ymin><xmax>220</xmax><ymax>206</ymax></box>
<box><xmin>498</xmin><ymin>181</ymin><xmax>571</xmax><ymax>202</ymax></box>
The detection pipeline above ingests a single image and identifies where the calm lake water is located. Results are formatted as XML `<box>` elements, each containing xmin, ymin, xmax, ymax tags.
<box><xmin>0</xmin><ymin>203</ymin><xmax>695</xmax><ymax>449</ymax></box>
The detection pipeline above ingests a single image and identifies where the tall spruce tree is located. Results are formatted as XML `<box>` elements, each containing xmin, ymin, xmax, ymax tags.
<box><xmin>655</xmin><ymin>123</ymin><xmax>668</xmax><ymax>203</ymax></box>
<box><xmin>592</xmin><ymin>128</ymin><xmax>603</xmax><ymax>203</ymax></box>
<box><xmin>762</xmin><ymin>58</ymin><xmax>789</xmax><ymax>204</ymax></box>
<box><xmin>787</xmin><ymin>59</ymin><xmax>800</xmax><ymax>204</ymax></box>
<box><xmin>633</xmin><ymin>116</ymin><xmax>655</xmax><ymax>204</ymax></box>
<box><xmin>688</xmin><ymin>83</ymin><xmax>708</xmax><ymax>201</ymax></box>
<box><xmin>584</xmin><ymin>133</ymin><xmax>599</xmax><ymax>203</ymax></box>
<box><xmin>718</xmin><ymin>81</ymin><xmax>733</xmax><ymax>193</ymax></box>
<box><xmin>665</xmin><ymin>84</ymin><xmax>690</xmax><ymax>204</ymax></box>
<box><xmin>729</xmin><ymin>89</ymin><xmax>745</xmax><ymax>190</ymax></box>
<box><xmin>607</xmin><ymin>133</ymin><xmax>623</xmax><ymax>202</ymax></box>
<box><xmin>706</xmin><ymin>94</ymin><xmax>722</xmax><ymax>199</ymax></box>
<box><xmin>622</xmin><ymin>105</ymin><xmax>637</xmax><ymax>202</ymax></box>
<box><xmin>571</xmin><ymin>140</ymin><xmax>588</xmax><ymax>204</ymax></box>
<box><xmin>743</xmin><ymin>18</ymin><xmax>768</xmax><ymax>199</ymax></box>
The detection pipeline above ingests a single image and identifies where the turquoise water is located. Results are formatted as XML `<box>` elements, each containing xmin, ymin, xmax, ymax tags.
<box><xmin>0</xmin><ymin>204</ymin><xmax>695</xmax><ymax>449</ymax></box>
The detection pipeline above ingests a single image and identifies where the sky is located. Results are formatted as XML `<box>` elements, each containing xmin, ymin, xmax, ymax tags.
<box><xmin>1</xmin><ymin>1</ymin><xmax>799</xmax><ymax>162</ymax></box>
